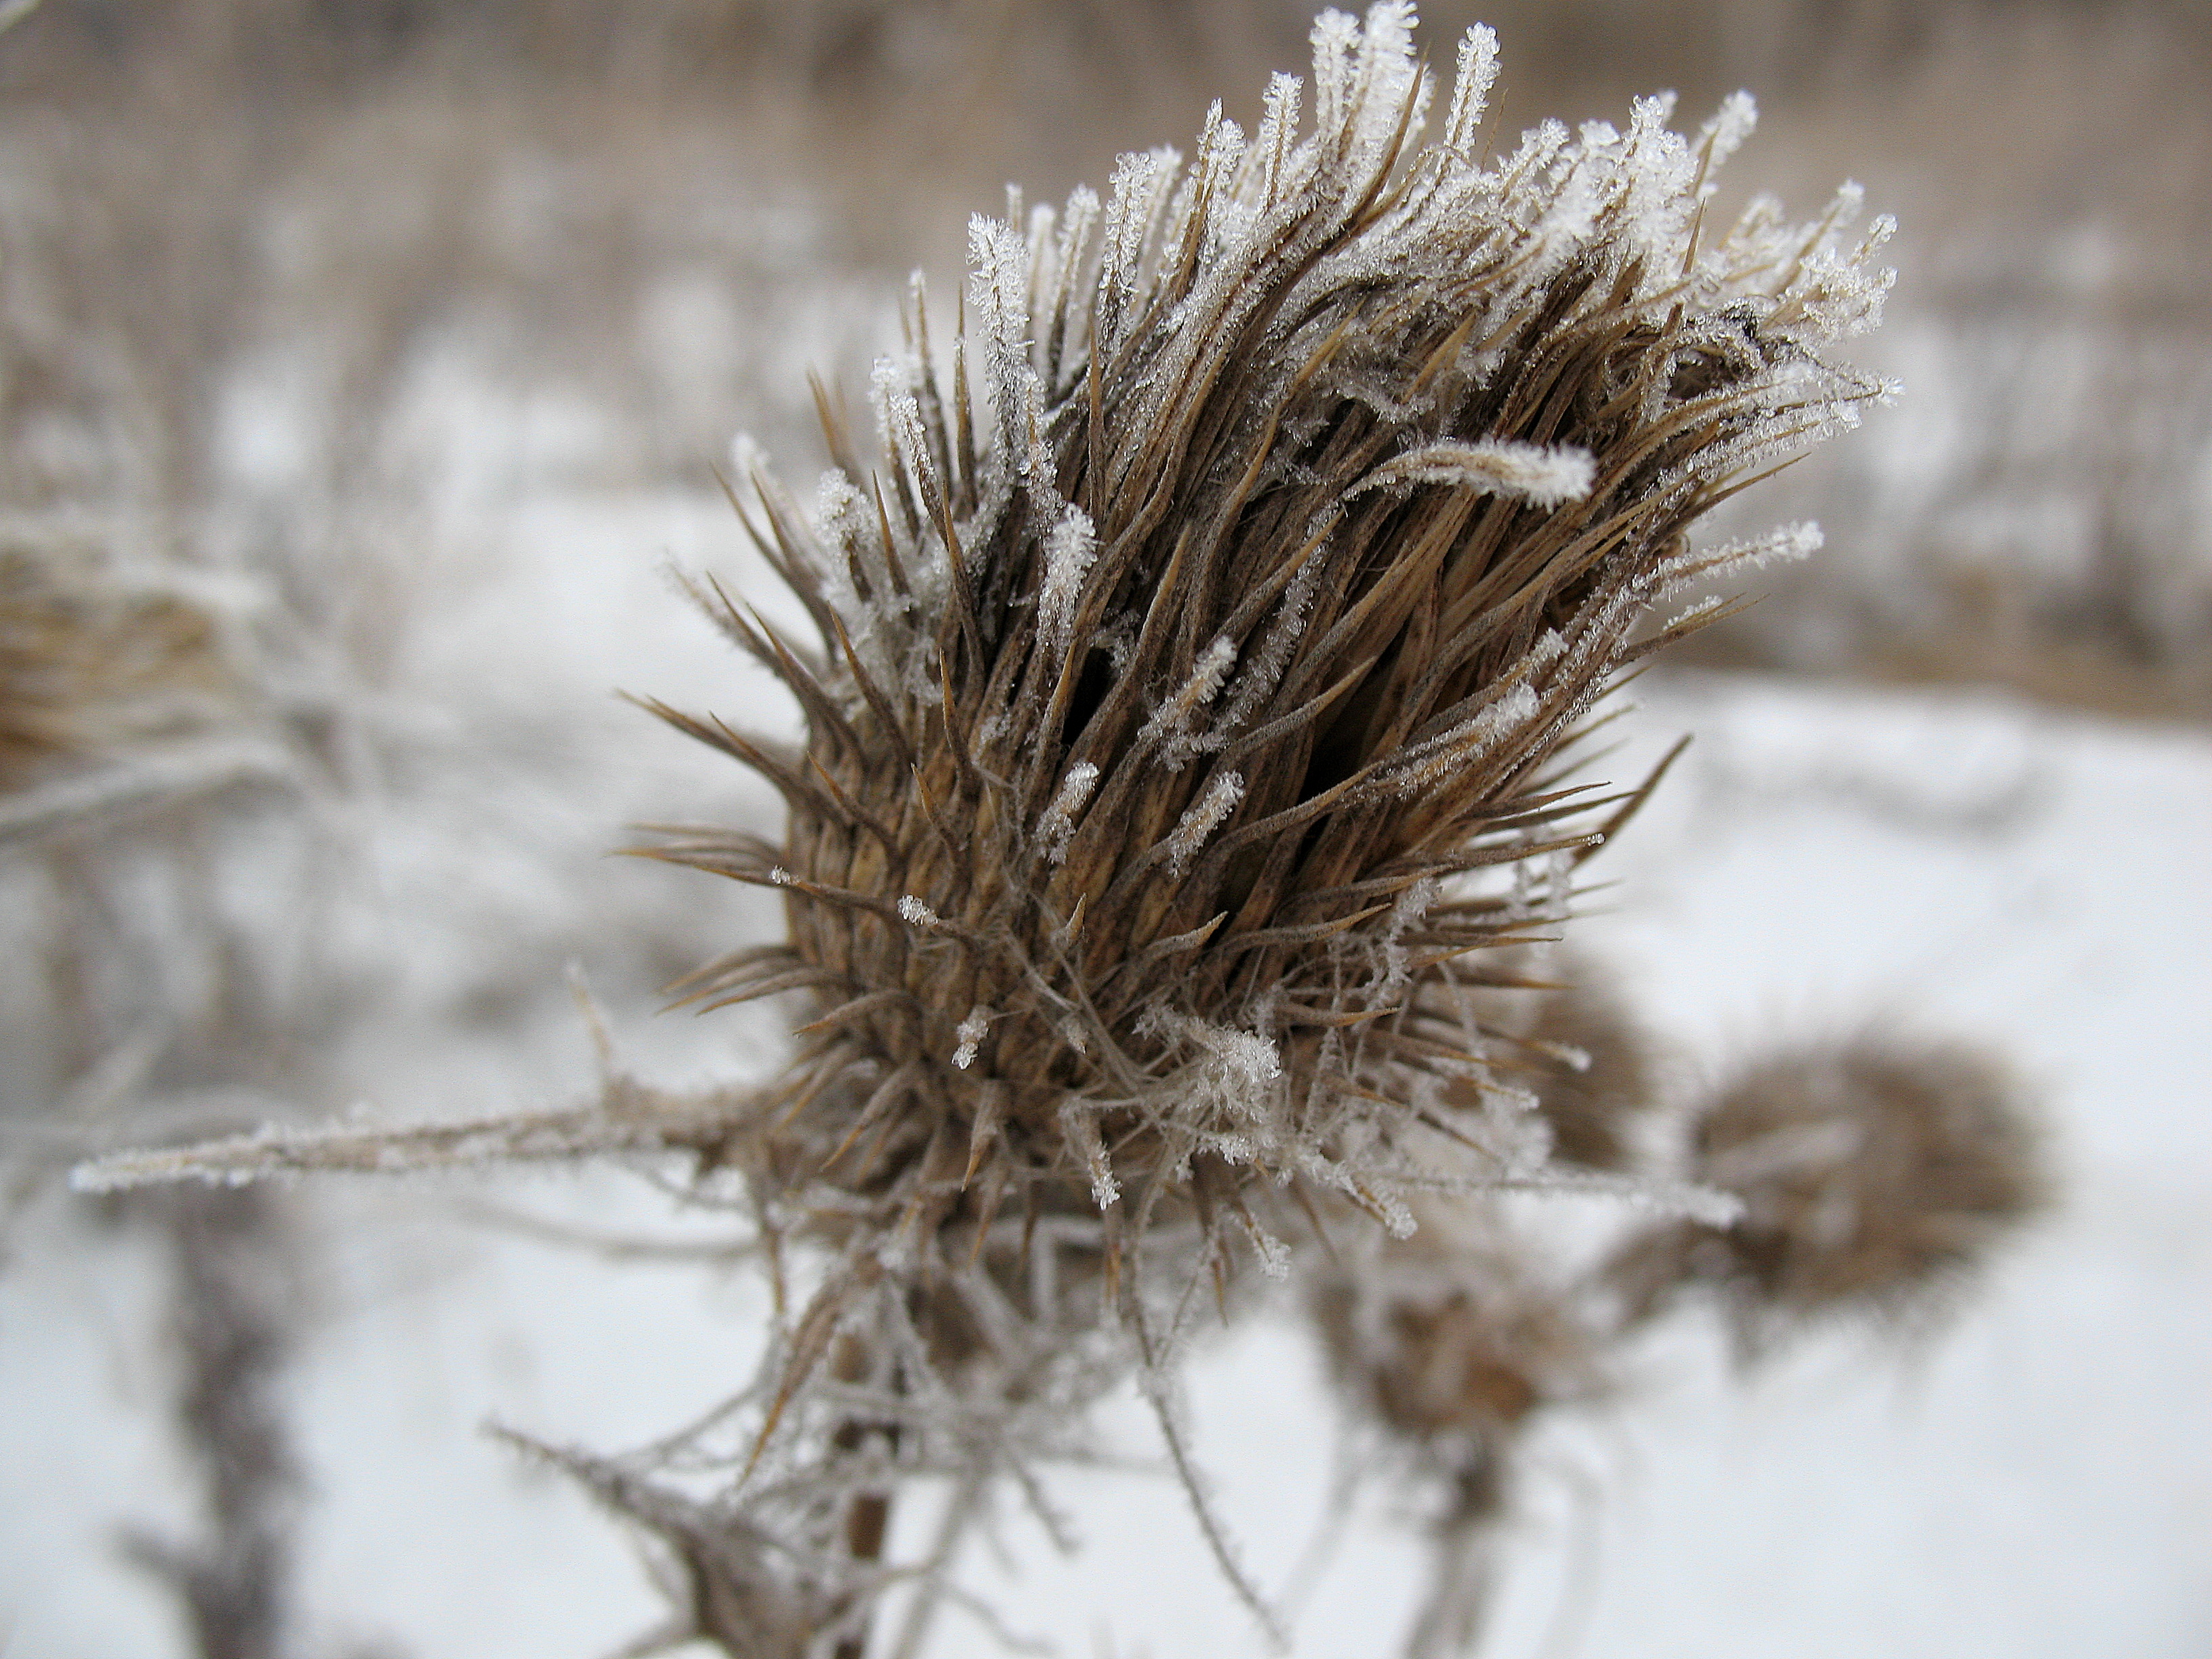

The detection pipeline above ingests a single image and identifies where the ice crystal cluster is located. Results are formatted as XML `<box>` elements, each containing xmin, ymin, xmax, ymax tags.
<box><xmin>83</xmin><ymin>5</ymin><xmax>1913</xmax><ymax>1653</ymax></box>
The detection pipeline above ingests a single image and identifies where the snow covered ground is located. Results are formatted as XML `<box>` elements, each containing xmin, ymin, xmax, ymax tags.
<box><xmin>5</xmin><ymin>2</ymin><xmax>2210</xmax><ymax>1652</ymax></box>
<box><xmin>5</xmin><ymin>656</ymin><xmax>2207</xmax><ymax>1659</ymax></box>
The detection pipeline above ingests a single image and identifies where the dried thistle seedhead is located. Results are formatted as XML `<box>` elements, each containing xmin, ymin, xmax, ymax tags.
<box><xmin>1620</xmin><ymin>1036</ymin><xmax>2047</xmax><ymax>1343</ymax></box>
<box><xmin>1314</xmin><ymin>1205</ymin><xmax>1601</xmax><ymax>1454</ymax></box>
<box><xmin>73</xmin><ymin>11</ymin><xmax>1900</xmax><ymax>1652</ymax></box>
<box><xmin>651</xmin><ymin>1</ymin><xmax>1893</xmax><ymax>1290</ymax></box>
<box><xmin>1311</xmin><ymin>1202</ymin><xmax>1605</xmax><ymax>1658</ymax></box>
<box><xmin>1491</xmin><ymin>968</ymin><xmax>1656</xmax><ymax>1172</ymax></box>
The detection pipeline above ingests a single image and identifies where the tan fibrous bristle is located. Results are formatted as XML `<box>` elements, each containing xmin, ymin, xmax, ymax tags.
<box><xmin>1</xmin><ymin>545</ymin><xmax>236</xmax><ymax>789</ymax></box>
<box><xmin>651</xmin><ymin>3</ymin><xmax>1893</xmax><ymax>1276</ymax></box>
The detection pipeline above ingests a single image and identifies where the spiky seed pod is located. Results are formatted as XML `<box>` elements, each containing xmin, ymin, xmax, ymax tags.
<box><xmin>652</xmin><ymin>2</ymin><xmax>1893</xmax><ymax>1300</ymax></box>
<box><xmin>1311</xmin><ymin>1203</ymin><xmax>1604</xmax><ymax>1658</ymax></box>
<box><xmin>72</xmin><ymin>9</ymin><xmax>1896</xmax><ymax>1651</ymax></box>
<box><xmin>1313</xmin><ymin>1206</ymin><xmax>1600</xmax><ymax>1452</ymax></box>
<box><xmin>1488</xmin><ymin>966</ymin><xmax>1658</xmax><ymax>1172</ymax></box>
<box><xmin>1612</xmin><ymin>1037</ymin><xmax>2047</xmax><ymax>1345</ymax></box>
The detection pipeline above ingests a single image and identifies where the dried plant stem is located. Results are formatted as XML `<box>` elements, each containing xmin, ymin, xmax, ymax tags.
<box><xmin>1405</xmin><ymin>1460</ymin><xmax>1507</xmax><ymax>1659</ymax></box>
<box><xmin>830</xmin><ymin>1332</ymin><xmax>897</xmax><ymax>1659</ymax></box>
<box><xmin>119</xmin><ymin>1185</ymin><xmax>302</xmax><ymax>1659</ymax></box>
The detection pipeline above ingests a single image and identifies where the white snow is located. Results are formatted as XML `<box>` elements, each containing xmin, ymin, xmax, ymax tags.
<box><xmin>8</xmin><ymin>666</ymin><xmax>2207</xmax><ymax>1658</ymax></box>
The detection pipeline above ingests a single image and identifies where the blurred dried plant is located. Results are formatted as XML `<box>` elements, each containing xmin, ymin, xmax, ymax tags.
<box><xmin>1610</xmin><ymin>1036</ymin><xmax>2050</xmax><ymax>1349</ymax></box>
<box><xmin>0</xmin><ymin>546</ymin><xmax>234</xmax><ymax>789</ymax></box>
<box><xmin>116</xmin><ymin>1184</ymin><xmax>305</xmax><ymax>1659</ymax></box>
<box><xmin>1494</xmin><ymin>967</ymin><xmax>1656</xmax><ymax>1172</ymax></box>
<box><xmin>1668</xmin><ymin>3</ymin><xmax>2212</xmax><ymax>719</ymax></box>
<box><xmin>1312</xmin><ymin>1023</ymin><xmax>2045</xmax><ymax>1653</ymax></box>
<box><xmin>1313</xmin><ymin>1204</ymin><xmax>1606</xmax><ymax>1657</ymax></box>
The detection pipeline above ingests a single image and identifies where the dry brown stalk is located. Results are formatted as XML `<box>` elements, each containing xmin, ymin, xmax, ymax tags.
<box><xmin>117</xmin><ymin>1185</ymin><xmax>304</xmax><ymax>1659</ymax></box>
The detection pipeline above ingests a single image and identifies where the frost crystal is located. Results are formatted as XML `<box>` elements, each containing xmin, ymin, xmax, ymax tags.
<box><xmin>1039</xmin><ymin>760</ymin><xmax>1100</xmax><ymax>863</ymax></box>
<box><xmin>1039</xmin><ymin>503</ymin><xmax>1099</xmax><ymax>650</ymax></box>
<box><xmin>951</xmin><ymin>1007</ymin><xmax>991</xmax><ymax>1070</ymax></box>
<box><xmin>1162</xmin><ymin>770</ymin><xmax>1246</xmax><ymax>876</ymax></box>
<box><xmin>1357</xmin><ymin>440</ymin><xmax>1598</xmax><ymax>508</ymax></box>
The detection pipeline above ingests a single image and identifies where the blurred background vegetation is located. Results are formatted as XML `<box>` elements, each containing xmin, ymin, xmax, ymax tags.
<box><xmin>5</xmin><ymin>0</ymin><xmax>2209</xmax><ymax>712</ymax></box>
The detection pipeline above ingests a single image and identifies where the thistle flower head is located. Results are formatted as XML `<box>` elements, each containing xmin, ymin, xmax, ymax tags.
<box><xmin>1310</xmin><ymin>1201</ymin><xmax>1605</xmax><ymax>1658</ymax></box>
<box><xmin>655</xmin><ymin>2</ymin><xmax>1894</xmax><ymax>1288</ymax></box>
<box><xmin>1685</xmin><ymin>1038</ymin><xmax>2047</xmax><ymax>1336</ymax></box>
<box><xmin>1314</xmin><ymin>1206</ymin><xmax>1601</xmax><ymax>1454</ymax></box>
<box><xmin>1607</xmin><ymin>1036</ymin><xmax>2048</xmax><ymax>1349</ymax></box>
<box><xmin>1</xmin><ymin>544</ymin><xmax>238</xmax><ymax>790</ymax></box>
